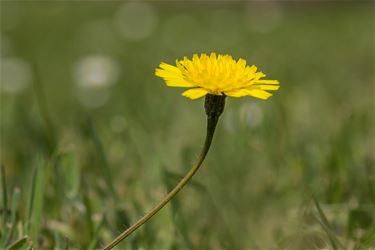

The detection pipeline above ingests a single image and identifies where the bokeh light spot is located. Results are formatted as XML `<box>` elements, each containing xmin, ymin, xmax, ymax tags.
<box><xmin>76</xmin><ymin>87</ymin><xmax>111</xmax><ymax>109</ymax></box>
<box><xmin>73</xmin><ymin>54</ymin><xmax>120</xmax><ymax>108</ymax></box>
<box><xmin>0</xmin><ymin>57</ymin><xmax>32</xmax><ymax>94</ymax></box>
<box><xmin>74</xmin><ymin>55</ymin><xmax>120</xmax><ymax>88</ymax></box>
<box><xmin>114</xmin><ymin>2</ymin><xmax>158</xmax><ymax>41</ymax></box>
<box><xmin>240</xmin><ymin>102</ymin><xmax>264</xmax><ymax>128</ymax></box>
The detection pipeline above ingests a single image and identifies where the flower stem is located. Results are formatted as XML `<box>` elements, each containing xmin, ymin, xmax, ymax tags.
<box><xmin>102</xmin><ymin>97</ymin><xmax>224</xmax><ymax>250</ymax></box>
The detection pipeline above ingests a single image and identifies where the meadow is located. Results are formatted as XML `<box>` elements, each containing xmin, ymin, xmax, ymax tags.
<box><xmin>1</xmin><ymin>1</ymin><xmax>374</xmax><ymax>249</ymax></box>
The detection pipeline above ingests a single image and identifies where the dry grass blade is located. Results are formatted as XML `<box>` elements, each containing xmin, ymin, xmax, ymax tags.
<box><xmin>312</xmin><ymin>196</ymin><xmax>345</xmax><ymax>249</ymax></box>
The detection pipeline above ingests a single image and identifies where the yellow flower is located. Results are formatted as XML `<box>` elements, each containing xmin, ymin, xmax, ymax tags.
<box><xmin>155</xmin><ymin>52</ymin><xmax>280</xmax><ymax>100</ymax></box>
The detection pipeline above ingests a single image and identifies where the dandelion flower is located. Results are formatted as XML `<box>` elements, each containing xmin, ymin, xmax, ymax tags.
<box><xmin>155</xmin><ymin>52</ymin><xmax>280</xmax><ymax>100</ymax></box>
<box><xmin>104</xmin><ymin>53</ymin><xmax>280</xmax><ymax>250</ymax></box>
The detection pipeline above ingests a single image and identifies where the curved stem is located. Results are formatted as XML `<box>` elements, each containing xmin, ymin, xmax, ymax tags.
<box><xmin>102</xmin><ymin>114</ymin><xmax>220</xmax><ymax>250</ymax></box>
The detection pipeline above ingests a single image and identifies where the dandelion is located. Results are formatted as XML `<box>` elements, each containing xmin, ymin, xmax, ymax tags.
<box><xmin>103</xmin><ymin>53</ymin><xmax>280</xmax><ymax>250</ymax></box>
<box><xmin>155</xmin><ymin>52</ymin><xmax>279</xmax><ymax>100</ymax></box>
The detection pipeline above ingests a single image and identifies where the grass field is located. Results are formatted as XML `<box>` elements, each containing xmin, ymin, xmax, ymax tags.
<box><xmin>1</xmin><ymin>1</ymin><xmax>374</xmax><ymax>249</ymax></box>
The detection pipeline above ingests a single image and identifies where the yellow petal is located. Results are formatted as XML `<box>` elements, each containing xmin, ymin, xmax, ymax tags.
<box><xmin>255</xmin><ymin>72</ymin><xmax>266</xmax><ymax>79</ymax></box>
<box><xmin>155</xmin><ymin>68</ymin><xmax>180</xmax><ymax>78</ymax></box>
<box><xmin>255</xmin><ymin>79</ymin><xmax>279</xmax><ymax>85</ymax></box>
<box><xmin>155</xmin><ymin>68</ymin><xmax>195</xmax><ymax>87</ymax></box>
<box><xmin>257</xmin><ymin>85</ymin><xmax>280</xmax><ymax>91</ymax></box>
<box><xmin>163</xmin><ymin>79</ymin><xmax>195</xmax><ymax>87</ymax></box>
<box><xmin>237</xmin><ymin>58</ymin><xmax>246</xmax><ymax>68</ymax></box>
<box><xmin>247</xmin><ymin>89</ymin><xmax>273</xmax><ymax>100</ymax></box>
<box><xmin>224</xmin><ymin>89</ymin><xmax>250</xmax><ymax>97</ymax></box>
<box><xmin>182</xmin><ymin>88</ymin><xmax>208</xmax><ymax>99</ymax></box>
<box><xmin>210</xmin><ymin>52</ymin><xmax>217</xmax><ymax>60</ymax></box>
<box><xmin>159</xmin><ymin>62</ymin><xmax>181</xmax><ymax>73</ymax></box>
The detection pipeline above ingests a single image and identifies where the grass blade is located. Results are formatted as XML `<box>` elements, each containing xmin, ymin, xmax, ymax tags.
<box><xmin>26</xmin><ymin>167</ymin><xmax>38</xmax><ymax>233</ymax></box>
<box><xmin>87</xmin><ymin>215</ymin><xmax>105</xmax><ymax>250</ymax></box>
<box><xmin>26</xmin><ymin>158</ymin><xmax>46</xmax><ymax>246</ymax></box>
<box><xmin>1</xmin><ymin>164</ymin><xmax>8</xmax><ymax>228</ymax></box>
<box><xmin>31</xmin><ymin>60</ymin><xmax>55</xmax><ymax>149</ymax></box>
<box><xmin>3</xmin><ymin>188</ymin><xmax>21</xmax><ymax>247</ymax></box>
<box><xmin>86</xmin><ymin>119</ymin><xmax>117</xmax><ymax>199</ymax></box>
<box><xmin>59</xmin><ymin>152</ymin><xmax>80</xmax><ymax>199</ymax></box>
<box><xmin>83</xmin><ymin>189</ymin><xmax>95</xmax><ymax>239</ymax></box>
<box><xmin>162</xmin><ymin>169</ymin><xmax>194</xmax><ymax>248</ymax></box>
<box><xmin>6</xmin><ymin>236</ymin><xmax>28</xmax><ymax>250</ymax></box>
<box><xmin>312</xmin><ymin>196</ymin><xmax>345</xmax><ymax>249</ymax></box>
<box><xmin>162</xmin><ymin>169</ymin><xmax>236</xmax><ymax>248</ymax></box>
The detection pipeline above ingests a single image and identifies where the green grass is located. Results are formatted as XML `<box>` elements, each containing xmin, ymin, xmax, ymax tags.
<box><xmin>1</xmin><ymin>1</ymin><xmax>374</xmax><ymax>249</ymax></box>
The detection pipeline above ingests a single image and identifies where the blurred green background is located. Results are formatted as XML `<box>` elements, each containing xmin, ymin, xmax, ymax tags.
<box><xmin>1</xmin><ymin>1</ymin><xmax>374</xmax><ymax>249</ymax></box>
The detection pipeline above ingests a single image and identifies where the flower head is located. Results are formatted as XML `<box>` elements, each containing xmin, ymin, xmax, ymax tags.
<box><xmin>155</xmin><ymin>52</ymin><xmax>280</xmax><ymax>100</ymax></box>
